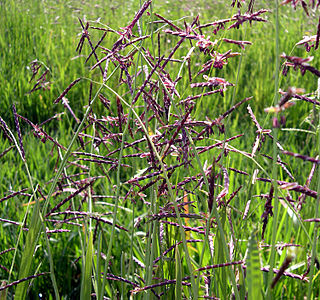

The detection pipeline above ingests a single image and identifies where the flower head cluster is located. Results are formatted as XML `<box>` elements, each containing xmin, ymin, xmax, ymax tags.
<box><xmin>195</xmin><ymin>35</ymin><xmax>217</xmax><ymax>53</ymax></box>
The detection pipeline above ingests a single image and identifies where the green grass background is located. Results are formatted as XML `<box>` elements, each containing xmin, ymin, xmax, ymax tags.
<box><xmin>1</xmin><ymin>0</ymin><xmax>320</xmax><ymax>299</ymax></box>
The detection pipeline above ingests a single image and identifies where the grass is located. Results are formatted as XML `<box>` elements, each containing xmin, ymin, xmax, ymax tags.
<box><xmin>1</xmin><ymin>0</ymin><xmax>320</xmax><ymax>299</ymax></box>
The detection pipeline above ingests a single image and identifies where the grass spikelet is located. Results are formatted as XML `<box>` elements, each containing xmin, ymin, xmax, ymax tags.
<box><xmin>0</xmin><ymin>273</ymin><xmax>49</xmax><ymax>292</ymax></box>
<box><xmin>3</xmin><ymin>1</ymin><xmax>320</xmax><ymax>298</ymax></box>
<box><xmin>12</xmin><ymin>104</ymin><xmax>25</xmax><ymax>161</ymax></box>
<box><xmin>53</xmin><ymin>78</ymin><xmax>82</xmax><ymax>104</ymax></box>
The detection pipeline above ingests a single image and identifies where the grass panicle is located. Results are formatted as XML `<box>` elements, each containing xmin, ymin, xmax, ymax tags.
<box><xmin>1</xmin><ymin>0</ymin><xmax>320</xmax><ymax>298</ymax></box>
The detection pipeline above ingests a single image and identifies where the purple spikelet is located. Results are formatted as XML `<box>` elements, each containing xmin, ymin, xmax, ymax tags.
<box><xmin>12</xmin><ymin>104</ymin><xmax>25</xmax><ymax>160</ymax></box>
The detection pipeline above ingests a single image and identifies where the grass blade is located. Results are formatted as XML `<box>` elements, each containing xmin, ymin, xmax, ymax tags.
<box><xmin>246</xmin><ymin>228</ymin><xmax>263</xmax><ymax>300</ymax></box>
<box><xmin>14</xmin><ymin>196</ymin><xmax>41</xmax><ymax>299</ymax></box>
<box><xmin>80</xmin><ymin>232</ymin><xmax>94</xmax><ymax>300</ymax></box>
<box><xmin>175</xmin><ymin>245</ymin><xmax>182</xmax><ymax>299</ymax></box>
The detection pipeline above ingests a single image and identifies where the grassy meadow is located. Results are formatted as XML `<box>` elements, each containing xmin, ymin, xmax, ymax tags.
<box><xmin>1</xmin><ymin>0</ymin><xmax>320</xmax><ymax>299</ymax></box>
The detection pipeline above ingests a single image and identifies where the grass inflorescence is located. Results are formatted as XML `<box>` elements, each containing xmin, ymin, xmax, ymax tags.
<box><xmin>1</xmin><ymin>0</ymin><xmax>320</xmax><ymax>299</ymax></box>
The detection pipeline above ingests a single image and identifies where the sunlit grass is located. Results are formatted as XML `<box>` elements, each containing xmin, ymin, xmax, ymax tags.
<box><xmin>1</xmin><ymin>0</ymin><xmax>320</xmax><ymax>299</ymax></box>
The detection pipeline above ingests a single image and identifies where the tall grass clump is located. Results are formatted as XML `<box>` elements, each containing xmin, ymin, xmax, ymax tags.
<box><xmin>1</xmin><ymin>0</ymin><xmax>320</xmax><ymax>299</ymax></box>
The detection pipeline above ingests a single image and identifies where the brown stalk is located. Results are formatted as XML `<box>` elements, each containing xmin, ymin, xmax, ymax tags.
<box><xmin>163</xmin><ymin>29</ymin><xmax>198</xmax><ymax>40</ymax></box>
<box><xmin>62</xmin><ymin>97</ymin><xmax>80</xmax><ymax>124</ymax></box>
<box><xmin>38</xmin><ymin>112</ymin><xmax>65</xmax><ymax>127</ymax></box>
<box><xmin>242</xmin><ymin>265</ymin><xmax>308</xmax><ymax>282</ymax></box>
<box><xmin>153</xmin><ymin>239</ymin><xmax>202</xmax><ymax>264</ymax></box>
<box><xmin>0</xmin><ymin>117</ymin><xmax>14</xmax><ymax>144</ymax></box>
<box><xmin>229</xmin><ymin>167</ymin><xmax>248</xmax><ymax>176</ymax></box>
<box><xmin>315</xmin><ymin>16</ymin><xmax>320</xmax><ymax>50</ymax></box>
<box><xmin>78</xmin><ymin>158</ymin><xmax>130</xmax><ymax>168</ymax></box>
<box><xmin>223</xmin><ymin>38</ymin><xmax>252</xmax><ymax>49</ymax></box>
<box><xmin>247</xmin><ymin>104</ymin><xmax>262</xmax><ymax>131</ymax></box>
<box><xmin>125</xmin><ymin>160</ymin><xmax>190</xmax><ymax>184</ymax></box>
<box><xmin>161</xmin><ymin>220</ymin><xmax>205</xmax><ymax>235</ymax></box>
<box><xmin>112</xmin><ymin>0</ymin><xmax>152</xmax><ymax>51</ymax></box>
<box><xmin>45</xmin><ymin>180</ymin><xmax>94</xmax><ymax>217</ymax></box>
<box><xmin>132</xmin><ymin>279</ymin><xmax>190</xmax><ymax>294</ymax></box>
<box><xmin>162</xmin><ymin>105</ymin><xmax>193</xmax><ymax>159</ymax></box>
<box><xmin>78</xmin><ymin>18</ymin><xmax>104</xmax><ymax>75</ymax></box>
<box><xmin>271</xmin><ymin>256</ymin><xmax>293</xmax><ymax>288</ymax></box>
<box><xmin>0</xmin><ymin>273</ymin><xmax>49</xmax><ymax>292</ymax></box>
<box><xmin>149</xmin><ymin>212</ymin><xmax>202</xmax><ymax>221</ymax></box>
<box><xmin>0</xmin><ymin>188</ymin><xmax>29</xmax><ymax>204</ymax></box>
<box><xmin>196</xmin><ymin>96</ymin><xmax>252</xmax><ymax>140</ymax></box>
<box><xmin>106</xmin><ymin>137</ymin><xmax>146</xmax><ymax>157</ymax></box>
<box><xmin>12</xmin><ymin>104</ymin><xmax>25</xmax><ymax>160</ymax></box>
<box><xmin>197</xmin><ymin>134</ymin><xmax>244</xmax><ymax>155</ymax></box>
<box><xmin>0</xmin><ymin>218</ymin><xmax>28</xmax><ymax>230</ymax></box>
<box><xmin>53</xmin><ymin>78</ymin><xmax>82</xmax><ymax>104</ymax></box>
<box><xmin>76</xmin><ymin>18</ymin><xmax>88</xmax><ymax>54</ymax></box>
<box><xmin>122</xmin><ymin>35</ymin><xmax>150</xmax><ymax>49</ymax></box>
<box><xmin>208</xmin><ymin>158</ymin><xmax>215</xmax><ymax>213</ymax></box>
<box><xmin>196</xmin><ymin>260</ymin><xmax>243</xmax><ymax>272</ymax></box>
<box><xmin>90</xmin><ymin>53</ymin><xmax>113</xmax><ymax>72</ymax></box>
<box><xmin>261</xmin><ymin>185</ymin><xmax>274</xmax><ymax>240</ymax></box>
<box><xmin>132</xmin><ymin>56</ymin><xmax>164</xmax><ymax>105</ymax></box>
<box><xmin>217</xmin><ymin>167</ymin><xmax>229</xmax><ymax>204</ymax></box>
<box><xmin>227</xmin><ymin>9</ymin><xmax>268</xmax><ymax>30</ymax></box>
<box><xmin>297</xmin><ymin>158</ymin><xmax>317</xmax><ymax>210</ymax></box>
<box><xmin>15</xmin><ymin>113</ymin><xmax>67</xmax><ymax>151</ymax></box>
<box><xmin>247</xmin><ymin>0</ymin><xmax>255</xmax><ymax>13</ymax></box>
<box><xmin>257</xmin><ymin>177</ymin><xmax>318</xmax><ymax>199</ymax></box>
<box><xmin>0</xmin><ymin>248</ymin><xmax>15</xmax><ymax>256</ymax></box>
<box><xmin>161</xmin><ymin>38</ymin><xmax>185</xmax><ymax>70</ymax></box>
<box><xmin>226</xmin><ymin>185</ymin><xmax>242</xmax><ymax>206</ymax></box>
<box><xmin>217</xmin><ymin>96</ymin><xmax>252</xmax><ymax>123</ymax></box>
<box><xmin>116</xmin><ymin>96</ymin><xmax>124</xmax><ymax>132</ymax></box>
<box><xmin>154</xmin><ymin>13</ymin><xmax>183</xmax><ymax>31</ymax></box>
<box><xmin>197</xmin><ymin>18</ymin><xmax>233</xmax><ymax>30</ymax></box>
<box><xmin>85</xmin><ymin>32</ymin><xmax>107</xmax><ymax>64</ymax></box>
<box><xmin>292</xmin><ymin>93</ymin><xmax>320</xmax><ymax>106</ymax></box>
<box><xmin>282</xmin><ymin>150</ymin><xmax>320</xmax><ymax>164</ymax></box>
<box><xmin>0</xmin><ymin>145</ymin><xmax>14</xmax><ymax>159</ymax></box>
<box><xmin>282</xmin><ymin>54</ymin><xmax>320</xmax><ymax>77</ymax></box>
<box><xmin>304</xmin><ymin>218</ymin><xmax>320</xmax><ymax>222</ymax></box>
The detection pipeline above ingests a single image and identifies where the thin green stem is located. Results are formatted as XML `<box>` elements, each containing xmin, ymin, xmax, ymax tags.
<box><xmin>266</xmin><ymin>0</ymin><xmax>280</xmax><ymax>297</ymax></box>
<box><xmin>307</xmin><ymin>98</ymin><xmax>320</xmax><ymax>299</ymax></box>
<box><xmin>103</xmin><ymin>82</ymin><xmax>198</xmax><ymax>298</ymax></box>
